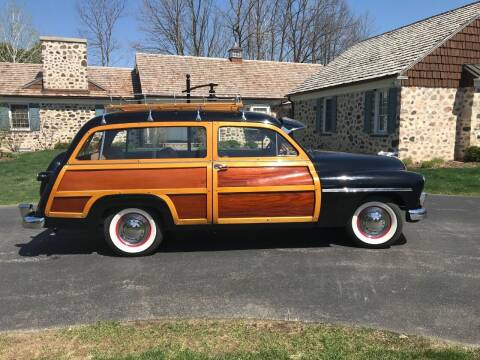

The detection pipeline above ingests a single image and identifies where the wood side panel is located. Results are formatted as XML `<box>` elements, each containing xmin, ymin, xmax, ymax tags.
<box><xmin>218</xmin><ymin>191</ymin><xmax>315</xmax><ymax>218</ymax></box>
<box><xmin>404</xmin><ymin>19</ymin><xmax>480</xmax><ymax>88</ymax></box>
<box><xmin>51</xmin><ymin>197</ymin><xmax>90</xmax><ymax>213</ymax></box>
<box><xmin>218</xmin><ymin>166</ymin><xmax>313</xmax><ymax>187</ymax></box>
<box><xmin>58</xmin><ymin>168</ymin><xmax>207</xmax><ymax>191</ymax></box>
<box><xmin>169</xmin><ymin>194</ymin><xmax>207</xmax><ymax>219</ymax></box>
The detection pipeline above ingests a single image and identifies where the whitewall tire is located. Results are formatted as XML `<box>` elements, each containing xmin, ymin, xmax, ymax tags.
<box><xmin>347</xmin><ymin>201</ymin><xmax>403</xmax><ymax>248</ymax></box>
<box><xmin>104</xmin><ymin>208</ymin><xmax>162</xmax><ymax>256</ymax></box>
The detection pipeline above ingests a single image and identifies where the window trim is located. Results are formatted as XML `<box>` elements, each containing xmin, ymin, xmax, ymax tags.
<box><xmin>373</xmin><ymin>89</ymin><xmax>388</xmax><ymax>136</ymax></box>
<box><xmin>217</xmin><ymin>125</ymin><xmax>299</xmax><ymax>159</ymax></box>
<box><xmin>73</xmin><ymin>123</ymin><xmax>209</xmax><ymax>162</ymax></box>
<box><xmin>322</xmin><ymin>97</ymin><xmax>335</xmax><ymax>134</ymax></box>
<box><xmin>9</xmin><ymin>104</ymin><xmax>31</xmax><ymax>131</ymax></box>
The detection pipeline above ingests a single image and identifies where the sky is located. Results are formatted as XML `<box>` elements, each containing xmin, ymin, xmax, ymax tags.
<box><xmin>0</xmin><ymin>0</ymin><xmax>477</xmax><ymax>67</ymax></box>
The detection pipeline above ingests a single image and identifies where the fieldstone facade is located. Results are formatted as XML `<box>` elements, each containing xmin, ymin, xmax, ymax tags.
<box><xmin>293</xmin><ymin>85</ymin><xmax>480</xmax><ymax>162</ymax></box>
<box><xmin>396</xmin><ymin>86</ymin><xmax>479</xmax><ymax>161</ymax></box>
<box><xmin>2</xmin><ymin>104</ymin><xmax>95</xmax><ymax>151</ymax></box>
<box><xmin>40</xmin><ymin>37</ymin><xmax>88</xmax><ymax>91</ymax></box>
<box><xmin>294</xmin><ymin>91</ymin><xmax>399</xmax><ymax>154</ymax></box>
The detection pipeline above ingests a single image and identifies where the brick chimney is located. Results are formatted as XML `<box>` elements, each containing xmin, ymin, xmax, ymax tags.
<box><xmin>228</xmin><ymin>43</ymin><xmax>243</xmax><ymax>63</ymax></box>
<box><xmin>40</xmin><ymin>36</ymin><xmax>88</xmax><ymax>91</ymax></box>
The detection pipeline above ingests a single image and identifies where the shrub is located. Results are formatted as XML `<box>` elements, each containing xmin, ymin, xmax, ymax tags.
<box><xmin>464</xmin><ymin>146</ymin><xmax>480</xmax><ymax>162</ymax></box>
<box><xmin>401</xmin><ymin>157</ymin><xmax>414</xmax><ymax>168</ymax></box>
<box><xmin>219</xmin><ymin>140</ymin><xmax>241</xmax><ymax>149</ymax></box>
<box><xmin>53</xmin><ymin>142</ymin><xmax>70</xmax><ymax>150</ymax></box>
<box><xmin>419</xmin><ymin>157</ymin><xmax>445</xmax><ymax>169</ymax></box>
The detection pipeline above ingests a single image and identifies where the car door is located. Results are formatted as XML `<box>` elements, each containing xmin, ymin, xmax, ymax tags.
<box><xmin>212</xmin><ymin>122</ymin><xmax>320</xmax><ymax>224</ymax></box>
<box><xmin>50</xmin><ymin>122</ymin><xmax>212</xmax><ymax>226</ymax></box>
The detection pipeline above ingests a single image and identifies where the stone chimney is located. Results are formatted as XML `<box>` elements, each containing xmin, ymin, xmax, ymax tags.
<box><xmin>228</xmin><ymin>43</ymin><xmax>243</xmax><ymax>63</ymax></box>
<box><xmin>40</xmin><ymin>36</ymin><xmax>88</xmax><ymax>91</ymax></box>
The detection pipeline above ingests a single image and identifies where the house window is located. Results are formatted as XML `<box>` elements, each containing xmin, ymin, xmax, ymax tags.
<box><xmin>10</xmin><ymin>104</ymin><xmax>30</xmax><ymax>130</ymax></box>
<box><xmin>373</xmin><ymin>89</ymin><xmax>388</xmax><ymax>135</ymax></box>
<box><xmin>316</xmin><ymin>97</ymin><xmax>336</xmax><ymax>134</ymax></box>
<box><xmin>323</xmin><ymin>97</ymin><xmax>334</xmax><ymax>133</ymax></box>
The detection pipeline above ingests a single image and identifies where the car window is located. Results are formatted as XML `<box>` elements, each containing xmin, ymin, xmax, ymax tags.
<box><xmin>76</xmin><ymin>126</ymin><xmax>207</xmax><ymax>160</ymax></box>
<box><xmin>218</xmin><ymin>126</ymin><xmax>298</xmax><ymax>158</ymax></box>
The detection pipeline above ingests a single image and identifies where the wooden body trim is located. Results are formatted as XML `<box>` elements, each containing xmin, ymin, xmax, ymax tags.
<box><xmin>211</xmin><ymin>121</ymin><xmax>321</xmax><ymax>224</ymax></box>
<box><xmin>46</xmin><ymin>120</ymin><xmax>321</xmax><ymax>226</ymax></box>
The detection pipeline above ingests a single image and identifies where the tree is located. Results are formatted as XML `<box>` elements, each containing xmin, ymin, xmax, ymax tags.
<box><xmin>0</xmin><ymin>0</ymin><xmax>40</xmax><ymax>63</ymax></box>
<box><xmin>137</xmin><ymin>0</ymin><xmax>224</xmax><ymax>57</ymax></box>
<box><xmin>135</xmin><ymin>0</ymin><xmax>371</xmax><ymax>64</ymax></box>
<box><xmin>77</xmin><ymin>0</ymin><xmax>126</xmax><ymax>66</ymax></box>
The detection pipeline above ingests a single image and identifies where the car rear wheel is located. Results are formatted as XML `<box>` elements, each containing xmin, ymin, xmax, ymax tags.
<box><xmin>104</xmin><ymin>208</ymin><xmax>162</xmax><ymax>256</ymax></box>
<box><xmin>347</xmin><ymin>201</ymin><xmax>403</xmax><ymax>248</ymax></box>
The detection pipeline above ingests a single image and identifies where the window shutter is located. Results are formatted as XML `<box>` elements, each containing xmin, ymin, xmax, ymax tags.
<box><xmin>331</xmin><ymin>96</ymin><xmax>337</xmax><ymax>133</ymax></box>
<box><xmin>29</xmin><ymin>104</ymin><xmax>40</xmax><ymax>131</ymax></box>
<box><xmin>387</xmin><ymin>87</ymin><xmax>398</xmax><ymax>134</ymax></box>
<box><xmin>315</xmin><ymin>98</ymin><xmax>323</xmax><ymax>133</ymax></box>
<box><xmin>0</xmin><ymin>103</ymin><xmax>10</xmax><ymax>130</ymax></box>
<box><xmin>95</xmin><ymin>105</ymin><xmax>105</xmax><ymax>117</ymax></box>
<box><xmin>364</xmin><ymin>91</ymin><xmax>373</xmax><ymax>134</ymax></box>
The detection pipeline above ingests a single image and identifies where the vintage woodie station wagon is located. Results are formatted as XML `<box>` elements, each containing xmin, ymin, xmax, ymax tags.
<box><xmin>19</xmin><ymin>101</ymin><xmax>426</xmax><ymax>256</ymax></box>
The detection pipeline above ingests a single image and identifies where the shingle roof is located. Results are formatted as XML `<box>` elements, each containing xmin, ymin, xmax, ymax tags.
<box><xmin>135</xmin><ymin>53</ymin><xmax>322</xmax><ymax>99</ymax></box>
<box><xmin>0</xmin><ymin>63</ymin><xmax>136</xmax><ymax>98</ymax></box>
<box><xmin>87</xmin><ymin>66</ymin><xmax>137</xmax><ymax>97</ymax></box>
<box><xmin>292</xmin><ymin>1</ymin><xmax>480</xmax><ymax>95</ymax></box>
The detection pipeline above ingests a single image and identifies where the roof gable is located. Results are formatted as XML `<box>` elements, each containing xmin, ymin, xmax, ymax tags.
<box><xmin>135</xmin><ymin>53</ymin><xmax>322</xmax><ymax>100</ymax></box>
<box><xmin>292</xmin><ymin>1</ymin><xmax>480</xmax><ymax>95</ymax></box>
<box><xmin>0</xmin><ymin>63</ymin><xmax>136</xmax><ymax>98</ymax></box>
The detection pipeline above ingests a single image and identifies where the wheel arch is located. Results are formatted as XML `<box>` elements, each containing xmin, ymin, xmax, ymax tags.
<box><xmin>87</xmin><ymin>194</ymin><xmax>175</xmax><ymax>229</ymax></box>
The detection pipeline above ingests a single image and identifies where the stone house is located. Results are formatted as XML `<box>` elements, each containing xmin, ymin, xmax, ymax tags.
<box><xmin>290</xmin><ymin>2</ymin><xmax>480</xmax><ymax>162</ymax></box>
<box><xmin>0</xmin><ymin>37</ymin><xmax>320</xmax><ymax>151</ymax></box>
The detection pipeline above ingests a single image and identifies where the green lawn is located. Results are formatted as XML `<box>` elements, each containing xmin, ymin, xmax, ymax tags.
<box><xmin>0</xmin><ymin>149</ymin><xmax>62</xmax><ymax>205</ymax></box>
<box><xmin>413</xmin><ymin>167</ymin><xmax>480</xmax><ymax>196</ymax></box>
<box><xmin>0</xmin><ymin>320</ymin><xmax>478</xmax><ymax>360</ymax></box>
<box><xmin>0</xmin><ymin>150</ymin><xmax>478</xmax><ymax>205</ymax></box>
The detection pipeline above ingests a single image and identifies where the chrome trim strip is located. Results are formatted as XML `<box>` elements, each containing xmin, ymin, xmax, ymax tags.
<box><xmin>322</xmin><ymin>187</ymin><xmax>413</xmax><ymax>193</ymax></box>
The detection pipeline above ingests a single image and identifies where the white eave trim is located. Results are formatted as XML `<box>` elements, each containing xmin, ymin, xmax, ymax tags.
<box><xmin>290</xmin><ymin>77</ymin><xmax>398</xmax><ymax>101</ymax></box>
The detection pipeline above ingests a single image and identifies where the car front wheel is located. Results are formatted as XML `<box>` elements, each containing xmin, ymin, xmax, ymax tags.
<box><xmin>347</xmin><ymin>201</ymin><xmax>403</xmax><ymax>248</ymax></box>
<box><xmin>104</xmin><ymin>207</ymin><xmax>163</xmax><ymax>256</ymax></box>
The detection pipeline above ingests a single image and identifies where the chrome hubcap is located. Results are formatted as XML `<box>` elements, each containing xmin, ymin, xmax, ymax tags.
<box><xmin>117</xmin><ymin>213</ymin><xmax>151</xmax><ymax>245</ymax></box>
<box><xmin>358</xmin><ymin>206</ymin><xmax>391</xmax><ymax>238</ymax></box>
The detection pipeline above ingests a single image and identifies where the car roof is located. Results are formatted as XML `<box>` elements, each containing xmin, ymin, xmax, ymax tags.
<box><xmin>90</xmin><ymin>110</ymin><xmax>283</xmax><ymax>128</ymax></box>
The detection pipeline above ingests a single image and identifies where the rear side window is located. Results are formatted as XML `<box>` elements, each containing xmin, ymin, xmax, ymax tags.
<box><xmin>218</xmin><ymin>126</ymin><xmax>298</xmax><ymax>158</ymax></box>
<box><xmin>76</xmin><ymin>126</ymin><xmax>207</xmax><ymax>160</ymax></box>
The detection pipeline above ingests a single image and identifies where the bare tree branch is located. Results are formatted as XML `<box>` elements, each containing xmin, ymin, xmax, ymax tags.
<box><xmin>77</xmin><ymin>0</ymin><xmax>125</xmax><ymax>66</ymax></box>
<box><xmin>136</xmin><ymin>0</ymin><xmax>371</xmax><ymax>63</ymax></box>
<box><xmin>0</xmin><ymin>0</ymin><xmax>40</xmax><ymax>63</ymax></box>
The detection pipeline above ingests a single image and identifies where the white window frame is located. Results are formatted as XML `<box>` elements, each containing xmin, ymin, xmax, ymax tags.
<box><xmin>322</xmin><ymin>97</ymin><xmax>334</xmax><ymax>134</ymax></box>
<box><xmin>9</xmin><ymin>104</ymin><xmax>31</xmax><ymax>131</ymax></box>
<box><xmin>373</xmin><ymin>89</ymin><xmax>388</xmax><ymax>135</ymax></box>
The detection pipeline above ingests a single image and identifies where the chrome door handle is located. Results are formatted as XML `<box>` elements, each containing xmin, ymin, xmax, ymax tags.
<box><xmin>214</xmin><ymin>163</ymin><xmax>228</xmax><ymax>171</ymax></box>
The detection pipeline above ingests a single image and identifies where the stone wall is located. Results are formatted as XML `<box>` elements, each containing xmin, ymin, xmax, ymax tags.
<box><xmin>2</xmin><ymin>104</ymin><xmax>95</xmax><ymax>151</ymax></box>
<box><xmin>41</xmin><ymin>37</ymin><xmax>88</xmax><ymax>91</ymax></box>
<box><xmin>398</xmin><ymin>86</ymin><xmax>477</xmax><ymax>162</ymax></box>
<box><xmin>293</xmin><ymin>86</ymin><xmax>480</xmax><ymax>162</ymax></box>
<box><xmin>293</xmin><ymin>92</ymin><xmax>399</xmax><ymax>154</ymax></box>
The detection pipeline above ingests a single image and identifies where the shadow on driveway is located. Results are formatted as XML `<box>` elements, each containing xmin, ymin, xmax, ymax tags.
<box><xmin>16</xmin><ymin>226</ymin><xmax>406</xmax><ymax>257</ymax></box>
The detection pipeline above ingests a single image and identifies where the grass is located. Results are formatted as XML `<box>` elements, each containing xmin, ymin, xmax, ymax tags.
<box><xmin>0</xmin><ymin>320</ymin><xmax>478</xmax><ymax>360</ymax></box>
<box><xmin>0</xmin><ymin>149</ymin><xmax>62</xmax><ymax>205</ymax></box>
<box><xmin>0</xmin><ymin>150</ymin><xmax>478</xmax><ymax>206</ymax></box>
<box><xmin>413</xmin><ymin>167</ymin><xmax>480</xmax><ymax>196</ymax></box>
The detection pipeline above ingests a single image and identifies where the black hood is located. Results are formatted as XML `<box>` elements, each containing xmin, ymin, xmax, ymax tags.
<box><xmin>308</xmin><ymin>150</ymin><xmax>405</xmax><ymax>176</ymax></box>
<box><xmin>306</xmin><ymin>150</ymin><xmax>426</xmax><ymax>193</ymax></box>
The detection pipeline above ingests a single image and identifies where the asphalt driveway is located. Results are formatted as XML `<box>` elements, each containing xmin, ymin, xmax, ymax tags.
<box><xmin>0</xmin><ymin>195</ymin><xmax>479</xmax><ymax>344</ymax></box>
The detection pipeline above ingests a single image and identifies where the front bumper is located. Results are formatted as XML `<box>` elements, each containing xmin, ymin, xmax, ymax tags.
<box><xmin>19</xmin><ymin>203</ymin><xmax>45</xmax><ymax>229</ymax></box>
<box><xmin>406</xmin><ymin>192</ymin><xmax>427</xmax><ymax>222</ymax></box>
<box><xmin>407</xmin><ymin>207</ymin><xmax>427</xmax><ymax>221</ymax></box>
